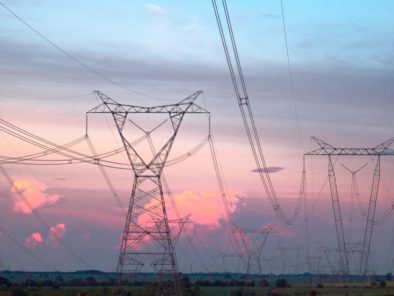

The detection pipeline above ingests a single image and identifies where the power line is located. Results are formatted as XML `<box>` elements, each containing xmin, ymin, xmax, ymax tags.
<box><xmin>0</xmin><ymin>1</ymin><xmax>169</xmax><ymax>101</ymax></box>
<box><xmin>0</xmin><ymin>92</ymin><xmax>93</xmax><ymax>101</ymax></box>
<box><xmin>0</xmin><ymin>119</ymin><xmax>131</xmax><ymax>169</ymax></box>
<box><xmin>0</xmin><ymin>165</ymin><xmax>95</xmax><ymax>270</ymax></box>
<box><xmin>85</xmin><ymin>135</ymin><xmax>126</xmax><ymax>213</ymax></box>
<box><xmin>280</xmin><ymin>0</ymin><xmax>305</xmax><ymax>151</ymax></box>
<box><xmin>212</xmin><ymin>0</ymin><xmax>305</xmax><ymax>225</ymax></box>
<box><xmin>0</xmin><ymin>224</ymin><xmax>57</xmax><ymax>271</ymax></box>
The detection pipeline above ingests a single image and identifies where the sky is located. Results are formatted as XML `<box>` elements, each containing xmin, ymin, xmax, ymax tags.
<box><xmin>0</xmin><ymin>0</ymin><xmax>394</xmax><ymax>275</ymax></box>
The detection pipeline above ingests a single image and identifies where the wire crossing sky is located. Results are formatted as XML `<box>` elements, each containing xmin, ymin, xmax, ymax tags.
<box><xmin>0</xmin><ymin>0</ymin><xmax>393</xmax><ymax>274</ymax></box>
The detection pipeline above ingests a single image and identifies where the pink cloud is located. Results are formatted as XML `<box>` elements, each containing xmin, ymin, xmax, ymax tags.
<box><xmin>110</xmin><ymin>189</ymin><xmax>241</xmax><ymax>251</ymax></box>
<box><xmin>47</xmin><ymin>223</ymin><xmax>66</xmax><ymax>246</ymax></box>
<box><xmin>164</xmin><ymin>190</ymin><xmax>240</xmax><ymax>226</ymax></box>
<box><xmin>12</xmin><ymin>179</ymin><xmax>60</xmax><ymax>214</ymax></box>
<box><xmin>48</xmin><ymin>223</ymin><xmax>66</xmax><ymax>239</ymax></box>
<box><xmin>25</xmin><ymin>232</ymin><xmax>43</xmax><ymax>247</ymax></box>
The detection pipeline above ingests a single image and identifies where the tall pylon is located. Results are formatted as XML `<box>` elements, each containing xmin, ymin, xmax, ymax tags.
<box><xmin>235</xmin><ymin>225</ymin><xmax>273</xmax><ymax>276</ymax></box>
<box><xmin>305</xmin><ymin>136</ymin><xmax>394</xmax><ymax>277</ymax></box>
<box><xmin>88</xmin><ymin>91</ymin><xmax>209</xmax><ymax>295</ymax></box>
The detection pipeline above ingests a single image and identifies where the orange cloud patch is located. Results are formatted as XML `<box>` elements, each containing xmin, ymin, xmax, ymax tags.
<box><xmin>138</xmin><ymin>189</ymin><xmax>239</xmax><ymax>227</ymax></box>
<box><xmin>166</xmin><ymin>190</ymin><xmax>235</xmax><ymax>225</ymax></box>
<box><xmin>47</xmin><ymin>223</ymin><xmax>66</xmax><ymax>247</ymax></box>
<box><xmin>24</xmin><ymin>224</ymin><xmax>67</xmax><ymax>248</ymax></box>
<box><xmin>12</xmin><ymin>179</ymin><xmax>60</xmax><ymax>214</ymax></box>
<box><xmin>25</xmin><ymin>232</ymin><xmax>43</xmax><ymax>247</ymax></box>
<box><xmin>48</xmin><ymin>223</ymin><xmax>66</xmax><ymax>239</ymax></box>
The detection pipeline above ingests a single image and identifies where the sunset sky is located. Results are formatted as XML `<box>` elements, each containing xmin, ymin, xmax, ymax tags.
<box><xmin>0</xmin><ymin>0</ymin><xmax>394</xmax><ymax>274</ymax></box>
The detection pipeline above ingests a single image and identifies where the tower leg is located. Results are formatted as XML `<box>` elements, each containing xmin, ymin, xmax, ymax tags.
<box><xmin>115</xmin><ymin>176</ymin><xmax>181</xmax><ymax>296</ymax></box>
<box><xmin>359</xmin><ymin>156</ymin><xmax>381</xmax><ymax>278</ymax></box>
<box><xmin>328</xmin><ymin>156</ymin><xmax>349</xmax><ymax>275</ymax></box>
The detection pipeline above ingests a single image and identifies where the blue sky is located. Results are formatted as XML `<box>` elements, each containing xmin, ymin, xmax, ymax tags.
<box><xmin>0</xmin><ymin>0</ymin><xmax>394</xmax><ymax>274</ymax></box>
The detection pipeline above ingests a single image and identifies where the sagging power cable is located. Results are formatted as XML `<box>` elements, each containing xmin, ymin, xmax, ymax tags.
<box><xmin>0</xmin><ymin>224</ymin><xmax>56</xmax><ymax>271</ymax></box>
<box><xmin>0</xmin><ymin>1</ymin><xmax>170</xmax><ymax>101</ymax></box>
<box><xmin>212</xmin><ymin>0</ymin><xmax>305</xmax><ymax>224</ymax></box>
<box><xmin>0</xmin><ymin>165</ymin><xmax>95</xmax><ymax>269</ymax></box>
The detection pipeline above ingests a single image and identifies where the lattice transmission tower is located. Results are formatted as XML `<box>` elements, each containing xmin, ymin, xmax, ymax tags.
<box><xmin>305</xmin><ymin>136</ymin><xmax>394</xmax><ymax>277</ymax></box>
<box><xmin>88</xmin><ymin>91</ymin><xmax>209</xmax><ymax>295</ymax></box>
<box><xmin>236</xmin><ymin>226</ymin><xmax>273</xmax><ymax>276</ymax></box>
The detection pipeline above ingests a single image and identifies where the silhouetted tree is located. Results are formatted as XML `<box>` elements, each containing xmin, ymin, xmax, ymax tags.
<box><xmin>10</xmin><ymin>287</ymin><xmax>27</xmax><ymax>296</ymax></box>
<box><xmin>0</xmin><ymin>276</ymin><xmax>11</xmax><ymax>288</ymax></box>
<box><xmin>85</xmin><ymin>276</ymin><xmax>97</xmax><ymax>286</ymax></box>
<box><xmin>259</xmin><ymin>279</ymin><xmax>269</xmax><ymax>287</ymax></box>
<box><xmin>181</xmin><ymin>276</ymin><xmax>192</xmax><ymax>288</ymax></box>
<box><xmin>275</xmin><ymin>278</ymin><xmax>290</xmax><ymax>288</ymax></box>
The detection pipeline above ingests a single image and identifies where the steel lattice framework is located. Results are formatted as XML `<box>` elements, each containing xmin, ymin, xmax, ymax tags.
<box><xmin>235</xmin><ymin>226</ymin><xmax>273</xmax><ymax>276</ymax></box>
<box><xmin>305</xmin><ymin>136</ymin><xmax>394</xmax><ymax>277</ymax></box>
<box><xmin>88</xmin><ymin>91</ymin><xmax>208</xmax><ymax>295</ymax></box>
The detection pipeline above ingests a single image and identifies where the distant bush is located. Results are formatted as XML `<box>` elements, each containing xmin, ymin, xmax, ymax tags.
<box><xmin>275</xmin><ymin>278</ymin><xmax>290</xmax><ymax>288</ymax></box>
<box><xmin>316</xmin><ymin>283</ymin><xmax>324</xmax><ymax>288</ymax></box>
<box><xmin>379</xmin><ymin>280</ymin><xmax>386</xmax><ymax>288</ymax></box>
<box><xmin>230</xmin><ymin>288</ymin><xmax>256</xmax><ymax>296</ymax></box>
<box><xmin>10</xmin><ymin>287</ymin><xmax>27</xmax><ymax>296</ymax></box>
<box><xmin>258</xmin><ymin>279</ymin><xmax>269</xmax><ymax>287</ymax></box>
<box><xmin>0</xmin><ymin>276</ymin><xmax>11</xmax><ymax>288</ymax></box>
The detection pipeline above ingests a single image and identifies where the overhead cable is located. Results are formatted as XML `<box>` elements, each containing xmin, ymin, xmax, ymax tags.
<box><xmin>212</xmin><ymin>0</ymin><xmax>305</xmax><ymax>225</ymax></box>
<box><xmin>0</xmin><ymin>1</ymin><xmax>169</xmax><ymax>101</ymax></box>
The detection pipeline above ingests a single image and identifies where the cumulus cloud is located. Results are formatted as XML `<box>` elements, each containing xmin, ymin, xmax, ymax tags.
<box><xmin>25</xmin><ymin>232</ymin><xmax>43</xmax><ymax>247</ymax></box>
<box><xmin>48</xmin><ymin>223</ymin><xmax>66</xmax><ymax>240</ymax></box>
<box><xmin>166</xmin><ymin>190</ymin><xmax>240</xmax><ymax>225</ymax></box>
<box><xmin>25</xmin><ymin>224</ymin><xmax>68</xmax><ymax>248</ymax></box>
<box><xmin>144</xmin><ymin>3</ymin><xmax>165</xmax><ymax>14</ymax></box>
<box><xmin>12</xmin><ymin>179</ymin><xmax>61</xmax><ymax>214</ymax></box>
<box><xmin>251</xmin><ymin>166</ymin><xmax>284</xmax><ymax>173</ymax></box>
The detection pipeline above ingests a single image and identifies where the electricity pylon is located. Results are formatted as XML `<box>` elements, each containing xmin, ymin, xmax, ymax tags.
<box><xmin>275</xmin><ymin>241</ymin><xmax>303</xmax><ymax>274</ymax></box>
<box><xmin>235</xmin><ymin>225</ymin><xmax>273</xmax><ymax>276</ymax></box>
<box><xmin>88</xmin><ymin>91</ymin><xmax>209</xmax><ymax>295</ymax></box>
<box><xmin>305</xmin><ymin>136</ymin><xmax>394</xmax><ymax>277</ymax></box>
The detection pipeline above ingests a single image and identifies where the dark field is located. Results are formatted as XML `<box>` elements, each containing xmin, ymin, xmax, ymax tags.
<box><xmin>1</xmin><ymin>284</ymin><xmax>394</xmax><ymax>296</ymax></box>
<box><xmin>1</xmin><ymin>271</ymin><xmax>394</xmax><ymax>295</ymax></box>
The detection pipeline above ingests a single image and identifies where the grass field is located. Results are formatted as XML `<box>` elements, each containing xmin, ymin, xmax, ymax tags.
<box><xmin>1</xmin><ymin>283</ymin><xmax>394</xmax><ymax>296</ymax></box>
<box><xmin>2</xmin><ymin>271</ymin><xmax>394</xmax><ymax>296</ymax></box>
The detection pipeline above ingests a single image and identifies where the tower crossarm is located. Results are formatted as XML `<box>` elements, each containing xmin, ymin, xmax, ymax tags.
<box><xmin>373</xmin><ymin>136</ymin><xmax>394</xmax><ymax>150</ymax></box>
<box><xmin>87</xmin><ymin>90</ymin><xmax>209</xmax><ymax>176</ymax></box>
<box><xmin>88</xmin><ymin>90</ymin><xmax>209</xmax><ymax>115</ymax></box>
<box><xmin>305</xmin><ymin>137</ymin><xmax>394</xmax><ymax>156</ymax></box>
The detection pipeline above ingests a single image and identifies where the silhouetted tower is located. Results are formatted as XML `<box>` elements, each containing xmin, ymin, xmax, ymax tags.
<box><xmin>305</xmin><ymin>136</ymin><xmax>394</xmax><ymax>277</ymax></box>
<box><xmin>88</xmin><ymin>91</ymin><xmax>208</xmax><ymax>295</ymax></box>
<box><xmin>236</xmin><ymin>226</ymin><xmax>273</xmax><ymax>276</ymax></box>
<box><xmin>275</xmin><ymin>241</ymin><xmax>303</xmax><ymax>274</ymax></box>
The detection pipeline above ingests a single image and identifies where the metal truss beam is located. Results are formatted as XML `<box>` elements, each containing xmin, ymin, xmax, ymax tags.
<box><xmin>306</xmin><ymin>136</ymin><xmax>394</xmax><ymax>156</ymax></box>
